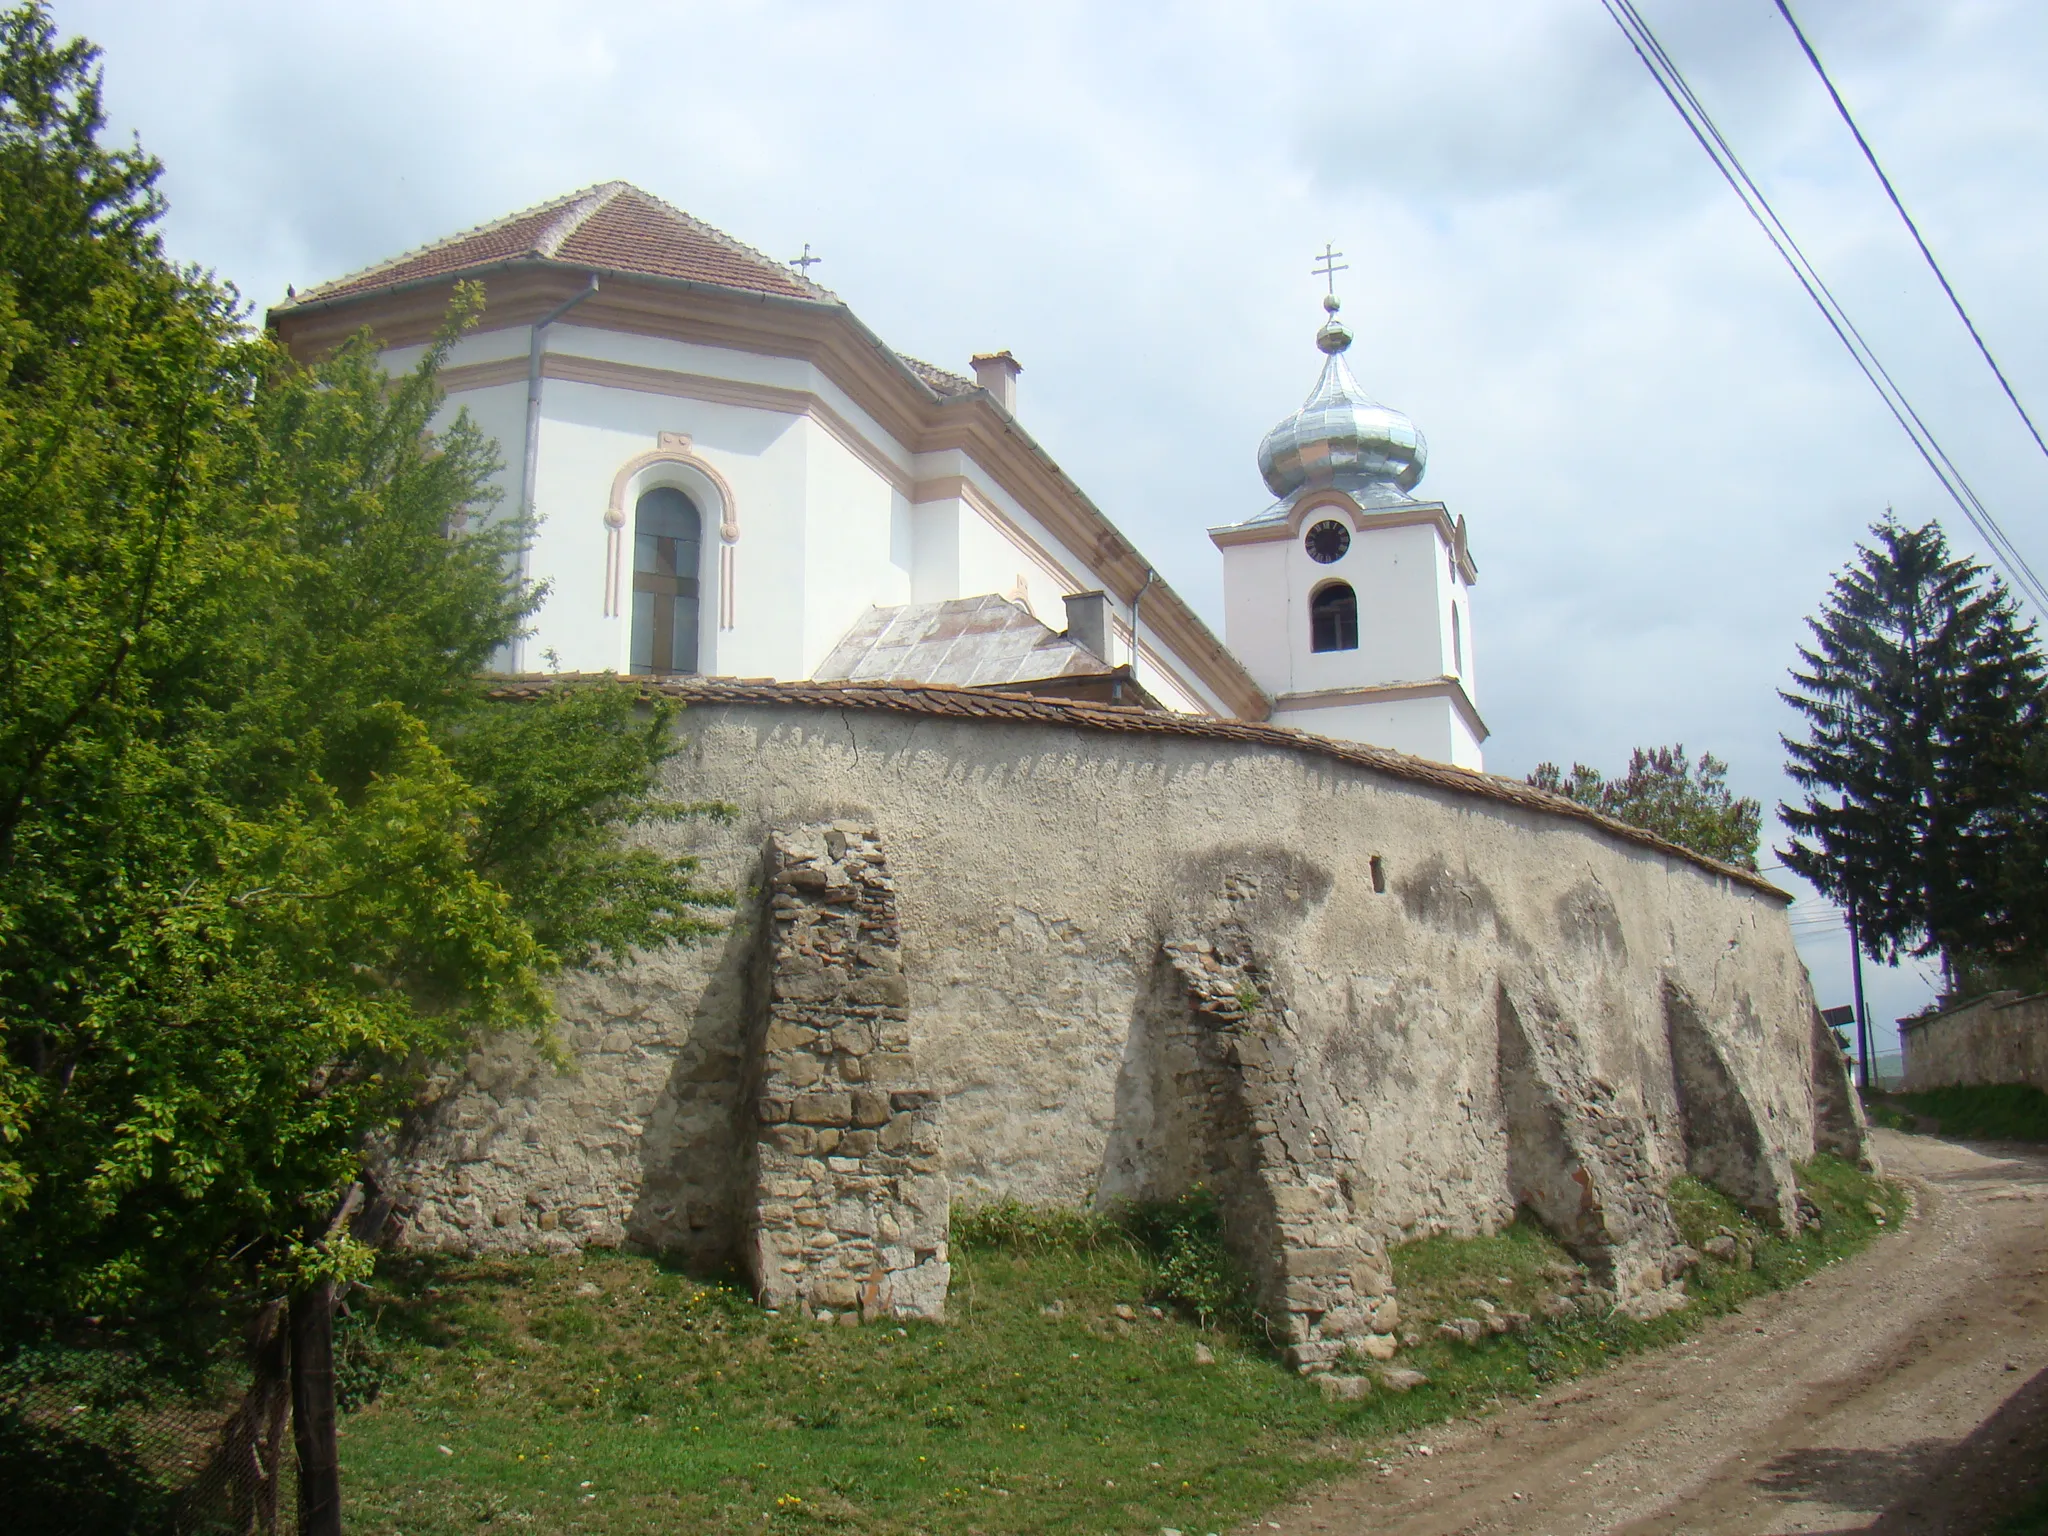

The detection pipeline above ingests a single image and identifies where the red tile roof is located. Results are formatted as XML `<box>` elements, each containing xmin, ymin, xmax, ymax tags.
<box><xmin>897</xmin><ymin>355</ymin><xmax>977</xmax><ymax>398</ymax></box>
<box><xmin>482</xmin><ymin>674</ymin><xmax>1788</xmax><ymax>900</ymax></box>
<box><xmin>282</xmin><ymin>182</ymin><xmax>834</xmax><ymax>308</ymax></box>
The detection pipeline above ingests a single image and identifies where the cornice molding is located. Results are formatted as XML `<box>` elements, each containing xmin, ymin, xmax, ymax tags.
<box><xmin>607</xmin><ymin>433</ymin><xmax>739</xmax><ymax>540</ymax></box>
<box><xmin>1209</xmin><ymin>496</ymin><xmax>1479</xmax><ymax>585</ymax></box>
<box><xmin>1273</xmin><ymin>676</ymin><xmax>1490</xmax><ymax>742</ymax></box>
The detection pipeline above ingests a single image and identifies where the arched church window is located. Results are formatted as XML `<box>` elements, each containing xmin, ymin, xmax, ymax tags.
<box><xmin>1310</xmin><ymin>582</ymin><xmax>1358</xmax><ymax>653</ymax></box>
<box><xmin>1452</xmin><ymin>604</ymin><xmax>1464</xmax><ymax>674</ymax></box>
<box><xmin>630</xmin><ymin>485</ymin><xmax>701</xmax><ymax>675</ymax></box>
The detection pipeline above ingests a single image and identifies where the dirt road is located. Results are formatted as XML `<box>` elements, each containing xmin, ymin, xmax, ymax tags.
<box><xmin>1259</xmin><ymin>1130</ymin><xmax>2048</xmax><ymax>1535</ymax></box>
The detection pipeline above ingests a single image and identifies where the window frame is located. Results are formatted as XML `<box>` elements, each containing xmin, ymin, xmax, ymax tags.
<box><xmin>1309</xmin><ymin>579</ymin><xmax>1359</xmax><ymax>654</ymax></box>
<box><xmin>629</xmin><ymin>483</ymin><xmax>704</xmax><ymax>676</ymax></box>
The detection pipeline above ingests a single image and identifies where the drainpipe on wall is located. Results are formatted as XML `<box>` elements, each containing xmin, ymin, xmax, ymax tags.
<box><xmin>1848</xmin><ymin>903</ymin><xmax>1873</xmax><ymax>1091</ymax></box>
<box><xmin>511</xmin><ymin>273</ymin><xmax>600</xmax><ymax>672</ymax></box>
<box><xmin>1129</xmin><ymin>566</ymin><xmax>1155</xmax><ymax>678</ymax></box>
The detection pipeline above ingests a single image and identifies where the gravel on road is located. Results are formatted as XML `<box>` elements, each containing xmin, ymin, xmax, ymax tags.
<box><xmin>1254</xmin><ymin>1130</ymin><xmax>2048</xmax><ymax>1535</ymax></box>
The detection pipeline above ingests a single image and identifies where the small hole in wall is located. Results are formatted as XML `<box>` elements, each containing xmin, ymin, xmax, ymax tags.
<box><xmin>1369</xmin><ymin>855</ymin><xmax>1386</xmax><ymax>894</ymax></box>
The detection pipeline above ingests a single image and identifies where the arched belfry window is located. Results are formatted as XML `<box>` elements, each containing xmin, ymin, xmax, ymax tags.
<box><xmin>631</xmin><ymin>486</ymin><xmax>701</xmax><ymax>675</ymax></box>
<box><xmin>1452</xmin><ymin>604</ymin><xmax>1464</xmax><ymax>674</ymax></box>
<box><xmin>1310</xmin><ymin>582</ymin><xmax>1358</xmax><ymax>653</ymax></box>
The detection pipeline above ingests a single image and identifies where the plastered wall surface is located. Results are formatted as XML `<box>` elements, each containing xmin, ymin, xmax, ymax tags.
<box><xmin>388</xmin><ymin>699</ymin><xmax>1849</xmax><ymax>1303</ymax></box>
<box><xmin>1902</xmin><ymin>991</ymin><xmax>2048</xmax><ymax>1094</ymax></box>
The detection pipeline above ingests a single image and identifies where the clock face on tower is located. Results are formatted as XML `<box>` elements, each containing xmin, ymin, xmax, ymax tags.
<box><xmin>1305</xmin><ymin>519</ymin><xmax>1351</xmax><ymax>564</ymax></box>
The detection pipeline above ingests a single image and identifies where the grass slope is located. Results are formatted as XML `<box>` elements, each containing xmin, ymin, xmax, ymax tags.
<box><xmin>332</xmin><ymin>1156</ymin><xmax>1900</xmax><ymax>1534</ymax></box>
<box><xmin>1865</xmin><ymin>1084</ymin><xmax>2048</xmax><ymax>1143</ymax></box>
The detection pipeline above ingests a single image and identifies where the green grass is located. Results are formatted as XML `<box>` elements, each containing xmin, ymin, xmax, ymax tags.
<box><xmin>1865</xmin><ymin>1083</ymin><xmax>2048</xmax><ymax>1142</ymax></box>
<box><xmin>332</xmin><ymin>1157</ymin><xmax>1902</xmax><ymax>1535</ymax></box>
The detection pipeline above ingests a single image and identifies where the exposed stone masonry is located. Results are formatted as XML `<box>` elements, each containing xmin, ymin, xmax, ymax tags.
<box><xmin>745</xmin><ymin>825</ymin><xmax>950</xmax><ymax>1322</ymax></box>
<box><xmin>1666</xmin><ymin>982</ymin><xmax>1802</xmax><ymax>1231</ymax></box>
<box><xmin>1498</xmin><ymin>987</ymin><xmax>1687</xmax><ymax>1310</ymax></box>
<box><xmin>1162</xmin><ymin>928</ymin><xmax>1400</xmax><ymax>1374</ymax></box>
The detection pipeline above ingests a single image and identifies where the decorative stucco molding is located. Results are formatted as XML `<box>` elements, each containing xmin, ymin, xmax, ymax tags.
<box><xmin>604</xmin><ymin>434</ymin><xmax>741</xmax><ymax>627</ymax></box>
<box><xmin>1273</xmin><ymin>677</ymin><xmax>1490</xmax><ymax>744</ymax></box>
<box><xmin>1209</xmin><ymin>497</ymin><xmax>1480</xmax><ymax>585</ymax></box>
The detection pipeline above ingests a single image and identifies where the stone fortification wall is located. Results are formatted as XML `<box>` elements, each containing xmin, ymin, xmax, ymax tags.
<box><xmin>386</xmin><ymin>680</ymin><xmax>1863</xmax><ymax>1325</ymax></box>
<box><xmin>1902</xmin><ymin>991</ymin><xmax>2048</xmax><ymax>1095</ymax></box>
<box><xmin>747</xmin><ymin>826</ymin><xmax>949</xmax><ymax>1321</ymax></box>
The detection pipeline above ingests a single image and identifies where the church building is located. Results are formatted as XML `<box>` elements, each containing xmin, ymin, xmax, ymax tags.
<box><xmin>270</xmin><ymin>181</ymin><xmax>1486</xmax><ymax>769</ymax></box>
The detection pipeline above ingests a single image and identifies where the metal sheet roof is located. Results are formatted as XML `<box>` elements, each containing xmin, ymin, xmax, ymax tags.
<box><xmin>815</xmin><ymin>595</ymin><xmax>1111</xmax><ymax>689</ymax></box>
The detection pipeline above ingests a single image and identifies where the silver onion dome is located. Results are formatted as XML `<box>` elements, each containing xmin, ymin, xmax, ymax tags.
<box><xmin>1257</xmin><ymin>295</ymin><xmax>1427</xmax><ymax>503</ymax></box>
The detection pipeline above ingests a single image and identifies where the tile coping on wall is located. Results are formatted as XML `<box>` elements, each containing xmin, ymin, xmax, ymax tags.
<box><xmin>482</xmin><ymin>673</ymin><xmax>1789</xmax><ymax>903</ymax></box>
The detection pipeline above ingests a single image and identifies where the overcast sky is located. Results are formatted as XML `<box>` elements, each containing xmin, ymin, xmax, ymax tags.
<box><xmin>62</xmin><ymin>0</ymin><xmax>2048</xmax><ymax>1039</ymax></box>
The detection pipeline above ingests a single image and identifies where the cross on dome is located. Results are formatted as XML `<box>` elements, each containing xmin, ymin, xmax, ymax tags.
<box><xmin>1254</xmin><ymin>261</ymin><xmax>1426</xmax><ymax>503</ymax></box>
<box><xmin>1313</xmin><ymin>243</ymin><xmax>1348</xmax><ymax>294</ymax></box>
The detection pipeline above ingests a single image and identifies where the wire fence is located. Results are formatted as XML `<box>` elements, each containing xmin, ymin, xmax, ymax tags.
<box><xmin>0</xmin><ymin>1334</ymin><xmax>296</xmax><ymax>1536</ymax></box>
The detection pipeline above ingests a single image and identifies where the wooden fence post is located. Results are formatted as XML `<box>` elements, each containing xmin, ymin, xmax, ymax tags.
<box><xmin>290</xmin><ymin>1278</ymin><xmax>341</xmax><ymax>1536</ymax></box>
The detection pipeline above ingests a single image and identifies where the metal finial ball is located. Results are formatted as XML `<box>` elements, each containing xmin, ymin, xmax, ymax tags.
<box><xmin>1316</xmin><ymin>315</ymin><xmax>1353</xmax><ymax>355</ymax></box>
<box><xmin>1323</xmin><ymin>293</ymin><xmax>1341</xmax><ymax>313</ymax></box>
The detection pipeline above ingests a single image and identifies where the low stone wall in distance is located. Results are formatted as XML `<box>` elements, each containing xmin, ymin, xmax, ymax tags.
<box><xmin>1902</xmin><ymin>991</ymin><xmax>2048</xmax><ymax>1095</ymax></box>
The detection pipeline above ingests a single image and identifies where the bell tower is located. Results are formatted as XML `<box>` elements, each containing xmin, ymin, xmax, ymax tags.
<box><xmin>1210</xmin><ymin>290</ymin><xmax>1486</xmax><ymax>770</ymax></box>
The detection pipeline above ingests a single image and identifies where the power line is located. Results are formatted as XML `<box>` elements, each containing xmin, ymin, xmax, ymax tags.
<box><xmin>1774</xmin><ymin>0</ymin><xmax>2048</xmax><ymax>467</ymax></box>
<box><xmin>1600</xmin><ymin>0</ymin><xmax>2048</xmax><ymax>615</ymax></box>
<box><xmin>1606</xmin><ymin>0</ymin><xmax>2048</xmax><ymax>612</ymax></box>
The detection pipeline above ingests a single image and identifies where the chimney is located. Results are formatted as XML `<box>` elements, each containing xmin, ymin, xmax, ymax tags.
<box><xmin>1062</xmin><ymin>590</ymin><xmax>1112</xmax><ymax>664</ymax></box>
<box><xmin>971</xmin><ymin>350</ymin><xmax>1022</xmax><ymax>414</ymax></box>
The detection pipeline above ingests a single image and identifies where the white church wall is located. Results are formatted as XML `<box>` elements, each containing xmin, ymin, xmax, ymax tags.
<box><xmin>955</xmin><ymin>501</ymin><xmax>1059</xmax><ymax>624</ymax></box>
<box><xmin>1318</xmin><ymin>520</ymin><xmax>1451</xmax><ymax>691</ymax></box>
<box><xmin>1446</xmin><ymin>584</ymin><xmax>1477</xmax><ymax>701</ymax></box>
<box><xmin>909</xmin><ymin>499</ymin><xmax>963</xmax><ymax>604</ymax></box>
<box><xmin>909</xmin><ymin>447</ymin><xmax>1090</xmax><ymax>623</ymax></box>
<box><xmin>1448</xmin><ymin>706</ymin><xmax>1485</xmax><ymax>771</ymax></box>
<box><xmin>380</xmin><ymin>325</ymin><xmax>528</xmax><ymax>380</ymax></box>
<box><xmin>1270</xmin><ymin>695</ymin><xmax>1462</xmax><ymax>767</ymax></box>
<box><xmin>797</xmin><ymin>419</ymin><xmax>915</xmax><ymax>676</ymax></box>
<box><xmin>1220</xmin><ymin>538</ymin><xmax>1294</xmax><ymax>696</ymax></box>
<box><xmin>527</xmin><ymin>382</ymin><xmax>812</xmax><ymax>678</ymax></box>
<box><xmin>1220</xmin><ymin>516</ymin><xmax>1459</xmax><ymax>703</ymax></box>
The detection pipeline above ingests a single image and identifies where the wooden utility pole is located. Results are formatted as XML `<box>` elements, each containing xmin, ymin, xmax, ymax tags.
<box><xmin>1848</xmin><ymin>902</ymin><xmax>1874</xmax><ymax>1090</ymax></box>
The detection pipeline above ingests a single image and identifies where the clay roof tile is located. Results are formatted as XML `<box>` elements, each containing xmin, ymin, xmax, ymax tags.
<box><xmin>282</xmin><ymin>181</ymin><xmax>834</xmax><ymax>309</ymax></box>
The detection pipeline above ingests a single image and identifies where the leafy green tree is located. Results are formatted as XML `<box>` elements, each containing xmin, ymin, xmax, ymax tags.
<box><xmin>1779</xmin><ymin>518</ymin><xmax>2047</xmax><ymax>979</ymax></box>
<box><xmin>0</xmin><ymin>0</ymin><xmax>724</xmax><ymax>1355</ymax></box>
<box><xmin>1528</xmin><ymin>746</ymin><xmax>1763</xmax><ymax>870</ymax></box>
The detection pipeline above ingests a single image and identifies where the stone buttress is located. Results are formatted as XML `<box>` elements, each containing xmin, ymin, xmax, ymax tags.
<box><xmin>1497</xmin><ymin>985</ymin><xmax>1688</xmax><ymax>1310</ymax></box>
<box><xmin>744</xmin><ymin>825</ymin><xmax>949</xmax><ymax>1322</ymax></box>
<box><xmin>1161</xmin><ymin>930</ymin><xmax>1400</xmax><ymax>1374</ymax></box>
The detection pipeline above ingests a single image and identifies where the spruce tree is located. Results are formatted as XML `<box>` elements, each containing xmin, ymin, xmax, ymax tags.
<box><xmin>1779</xmin><ymin>518</ymin><xmax>2048</xmax><ymax>979</ymax></box>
